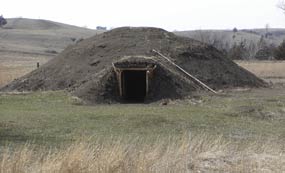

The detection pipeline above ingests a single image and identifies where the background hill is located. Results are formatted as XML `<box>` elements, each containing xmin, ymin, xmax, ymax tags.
<box><xmin>175</xmin><ymin>28</ymin><xmax>285</xmax><ymax>60</ymax></box>
<box><xmin>0</xmin><ymin>18</ymin><xmax>102</xmax><ymax>56</ymax></box>
<box><xmin>176</xmin><ymin>28</ymin><xmax>285</xmax><ymax>46</ymax></box>
<box><xmin>1</xmin><ymin>18</ymin><xmax>285</xmax><ymax>60</ymax></box>
<box><xmin>0</xmin><ymin>18</ymin><xmax>102</xmax><ymax>86</ymax></box>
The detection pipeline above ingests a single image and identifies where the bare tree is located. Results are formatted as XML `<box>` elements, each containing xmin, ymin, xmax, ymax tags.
<box><xmin>247</xmin><ymin>40</ymin><xmax>258</xmax><ymax>59</ymax></box>
<box><xmin>265</xmin><ymin>23</ymin><xmax>270</xmax><ymax>38</ymax></box>
<box><xmin>0</xmin><ymin>15</ymin><xmax>7</xmax><ymax>27</ymax></box>
<box><xmin>274</xmin><ymin>40</ymin><xmax>285</xmax><ymax>60</ymax></box>
<box><xmin>277</xmin><ymin>1</ymin><xmax>285</xmax><ymax>11</ymax></box>
<box><xmin>192</xmin><ymin>30</ymin><xmax>228</xmax><ymax>52</ymax></box>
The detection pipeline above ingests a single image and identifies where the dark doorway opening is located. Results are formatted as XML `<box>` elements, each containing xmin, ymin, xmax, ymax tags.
<box><xmin>122</xmin><ymin>70</ymin><xmax>146</xmax><ymax>102</ymax></box>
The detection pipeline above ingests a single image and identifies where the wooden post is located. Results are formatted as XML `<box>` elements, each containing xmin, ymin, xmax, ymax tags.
<box><xmin>146</xmin><ymin>70</ymin><xmax>149</xmax><ymax>95</ymax></box>
<box><xmin>118</xmin><ymin>70</ymin><xmax>122</xmax><ymax>97</ymax></box>
<box><xmin>112</xmin><ymin>63</ymin><xmax>123</xmax><ymax>97</ymax></box>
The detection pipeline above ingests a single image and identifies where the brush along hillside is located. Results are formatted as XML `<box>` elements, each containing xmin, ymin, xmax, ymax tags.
<box><xmin>1</xmin><ymin>27</ymin><xmax>266</xmax><ymax>103</ymax></box>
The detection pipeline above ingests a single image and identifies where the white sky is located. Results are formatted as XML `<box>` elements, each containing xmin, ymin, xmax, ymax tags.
<box><xmin>1</xmin><ymin>0</ymin><xmax>285</xmax><ymax>31</ymax></box>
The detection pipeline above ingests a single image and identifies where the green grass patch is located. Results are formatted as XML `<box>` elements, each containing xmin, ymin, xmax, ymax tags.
<box><xmin>0</xmin><ymin>89</ymin><xmax>285</xmax><ymax>146</ymax></box>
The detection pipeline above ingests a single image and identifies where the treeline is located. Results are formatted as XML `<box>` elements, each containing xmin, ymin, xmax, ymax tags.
<box><xmin>187</xmin><ymin>29</ymin><xmax>285</xmax><ymax>60</ymax></box>
<box><xmin>226</xmin><ymin>36</ymin><xmax>285</xmax><ymax>60</ymax></box>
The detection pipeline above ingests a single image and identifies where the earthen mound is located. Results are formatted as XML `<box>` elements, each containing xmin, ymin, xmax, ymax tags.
<box><xmin>1</xmin><ymin>27</ymin><xmax>266</xmax><ymax>103</ymax></box>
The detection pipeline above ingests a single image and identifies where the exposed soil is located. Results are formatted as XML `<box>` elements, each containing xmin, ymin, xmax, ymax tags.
<box><xmin>0</xmin><ymin>27</ymin><xmax>266</xmax><ymax>103</ymax></box>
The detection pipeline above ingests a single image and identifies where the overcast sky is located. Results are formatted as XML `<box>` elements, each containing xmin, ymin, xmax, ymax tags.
<box><xmin>1</xmin><ymin>0</ymin><xmax>285</xmax><ymax>31</ymax></box>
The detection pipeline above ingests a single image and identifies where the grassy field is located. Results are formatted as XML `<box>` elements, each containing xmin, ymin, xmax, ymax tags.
<box><xmin>0</xmin><ymin>54</ymin><xmax>50</xmax><ymax>87</ymax></box>
<box><xmin>0</xmin><ymin>87</ymin><xmax>284</xmax><ymax>172</ymax></box>
<box><xmin>0</xmin><ymin>89</ymin><xmax>285</xmax><ymax>145</ymax></box>
<box><xmin>236</xmin><ymin>60</ymin><xmax>285</xmax><ymax>84</ymax></box>
<box><xmin>0</xmin><ymin>133</ymin><xmax>284</xmax><ymax>172</ymax></box>
<box><xmin>0</xmin><ymin>60</ymin><xmax>285</xmax><ymax>172</ymax></box>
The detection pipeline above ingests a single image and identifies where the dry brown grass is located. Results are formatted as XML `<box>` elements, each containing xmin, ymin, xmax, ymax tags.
<box><xmin>236</xmin><ymin>60</ymin><xmax>285</xmax><ymax>84</ymax></box>
<box><xmin>0</xmin><ymin>135</ymin><xmax>284</xmax><ymax>173</ymax></box>
<box><xmin>0</xmin><ymin>65</ymin><xmax>33</xmax><ymax>87</ymax></box>
<box><xmin>0</xmin><ymin>55</ymin><xmax>50</xmax><ymax>87</ymax></box>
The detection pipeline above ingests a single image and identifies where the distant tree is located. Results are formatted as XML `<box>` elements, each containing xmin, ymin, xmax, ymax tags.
<box><xmin>278</xmin><ymin>0</ymin><xmax>285</xmax><ymax>11</ymax></box>
<box><xmin>246</xmin><ymin>36</ymin><xmax>275</xmax><ymax>60</ymax></box>
<box><xmin>275</xmin><ymin>2</ymin><xmax>285</xmax><ymax>60</ymax></box>
<box><xmin>274</xmin><ymin>40</ymin><xmax>285</xmax><ymax>60</ymax></box>
<box><xmin>96</xmin><ymin>26</ymin><xmax>107</xmax><ymax>30</ymax></box>
<box><xmin>192</xmin><ymin>30</ymin><xmax>229</xmax><ymax>54</ymax></box>
<box><xmin>247</xmin><ymin>40</ymin><xmax>258</xmax><ymax>59</ymax></box>
<box><xmin>265</xmin><ymin>24</ymin><xmax>271</xmax><ymax>38</ymax></box>
<box><xmin>193</xmin><ymin>30</ymin><xmax>209</xmax><ymax>45</ymax></box>
<box><xmin>255</xmin><ymin>36</ymin><xmax>266</xmax><ymax>51</ymax></box>
<box><xmin>253</xmin><ymin>36</ymin><xmax>266</xmax><ymax>59</ymax></box>
<box><xmin>227</xmin><ymin>40</ymin><xmax>250</xmax><ymax>60</ymax></box>
<box><xmin>0</xmin><ymin>15</ymin><xmax>7</xmax><ymax>27</ymax></box>
<box><xmin>233</xmin><ymin>27</ymin><xmax>238</xmax><ymax>33</ymax></box>
<box><xmin>255</xmin><ymin>43</ymin><xmax>276</xmax><ymax>60</ymax></box>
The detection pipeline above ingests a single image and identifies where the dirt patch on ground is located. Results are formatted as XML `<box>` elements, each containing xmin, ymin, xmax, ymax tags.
<box><xmin>1</xmin><ymin>27</ymin><xmax>266</xmax><ymax>103</ymax></box>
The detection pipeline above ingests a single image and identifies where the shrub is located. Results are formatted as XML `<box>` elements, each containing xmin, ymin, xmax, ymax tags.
<box><xmin>274</xmin><ymin>40</ymin><xmax>285</xmax><ymax>60</ymax></box>
<box><xmin>227</xmin><ymin>41</ymin><xmax>249</xmax><ymax>60</ymax></box>
<box><xmin>255</xmin><ymin>44</ymin><xmax>275</xmax><ymax>60</ymax></box>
